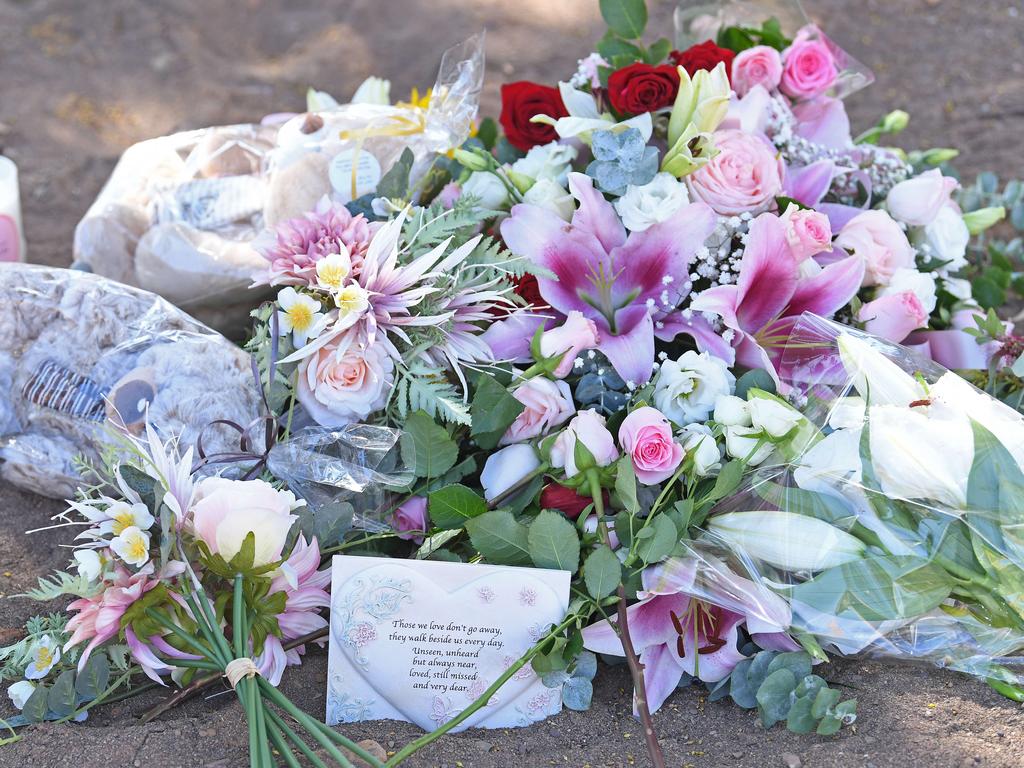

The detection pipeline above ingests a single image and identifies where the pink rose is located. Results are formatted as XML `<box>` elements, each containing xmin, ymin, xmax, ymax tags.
<box><xmin>780</xmin><ymin>203</ymin><xmax>832</xmax><ymax>261</ymax></box>
<box><xmin>437</xmin><ymin>181</ymin><xmax>462</xmax><ymax>210</ymax></box>
<box><xmin>617</xmin><ymin>406</ymin><xmax>685</xmax><ymax>485</ymax></box>
<box><xmin>296</xmin><ymin>340</ymin><xmax>394</xmax><ymax>426</ymax></box>
<box><xmin>687</xmin><ymin>129</ymin><xmax>784</xmax><ymax>216</ymax></box>
<box><xmin>731</xmin><ymin>45</ymin><xmax>783</xmax><ymax>97</ymax></box>
<box><xmin>780</xmin><ymin>36</ymin><xmax>838</xmax><ymax>100</ymax></box>
<box><xmin>550</xmin><ymin>410</ymin><xmax>618</xmax><ymax>478</ymax></box>
<box><xmin>539</xmin><ymin>311</ymin><xmax>600</xmax><ymax>378</ymax></box>
<box><xmin>500</xmin><ymin>378</ymin><xmax>575</xmax><ymax>446</ymax></box>
<box><xmin>834</xmin><ymin>210</ymin><xmax>914</xmax><ymax>287</ymax></box>
<box><xmin>858</xmin><ymin>291</ymin><xmax>927</xmax><ymax>343</ymax></box>
<box><xmin>390</xmin><ymin>496</ymin><xmax>429</xmax><ymax>542</ymax></box>
<box><xmin>192</xmin><ymin>477</ymin><xmax>302</xmax><ymax>567</ymax></box>
<box><xmin>886</xmin><ymin>169</ymin><xmax>959</xmax><ymax>227</ymax></box>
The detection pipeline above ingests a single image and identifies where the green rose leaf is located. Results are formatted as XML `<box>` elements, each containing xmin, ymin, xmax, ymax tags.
<box><xmin>529</xmin><ymin>510</ymin><xmax>581</xmax><ymax>572</ymax></box>
<box><xmin>400</xmin><ymin>411</ymin><xmax>459</xmax><ymax>480</ymax></box>
<box><xmin>599</xmin><ymin>0</ymin><xmax>648</xmax><ymax>39</ymax></box>
<box><xmin>428</xmin><ymin>484</ymin><xmax>487</xmax><ymax>530</ymax></box>
<box><xmin>465</xmin><ymin>509</ymin><xmax>532</xmax><ymax>566</ymax></box>
<box><xmin>583</xmin><ymin>545</ymin><xmax>622</xmax><ymax>599</ymax></box>
<box><xmin>470</xmin><ymin>375</ymin><xmax>525</xmax><ymax>450</ymax></box>
<box><xmin>633</xmin><ymin>514</ymin><xmax>678</xmax><ymax>565</ymax></box>
<box><xmin>614</xmin><ymin>455</ymin><xmax>640</xmax><ymax>515</ymax></box>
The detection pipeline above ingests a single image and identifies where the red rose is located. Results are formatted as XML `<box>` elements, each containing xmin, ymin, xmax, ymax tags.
<box><xmin>670</xmin><ymin>40</ymin><xmax>736</xmax><ymax>80</ymax></box>
<box><xmin>499</xmin><ymin>81</ymin><xmax>567</xmax><ymax>152</ymax></box>
<box><xmin>607</xmin><ymin>63</ymin><xmax>681</xmax><ymax>116</ymax></box>
<box><xmin>512</xmin><ymin>273</ymin><xmax>548</xmax><ymax>309</ymax></box>
<box><xmin>539</xmin><ymin>483</ymin><xmax>609</xmax><ymax>520</ymax></box>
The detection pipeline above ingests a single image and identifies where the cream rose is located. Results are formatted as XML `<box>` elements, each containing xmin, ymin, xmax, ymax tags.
<box><xmin>297</xmin><ymin>340</ymin><xmax>394</xmax><ymax>426</ymax></box>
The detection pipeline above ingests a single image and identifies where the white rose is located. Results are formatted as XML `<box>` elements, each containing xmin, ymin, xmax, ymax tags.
<box><xmin>681</xmin><ymin>423</ymin><xmax>722</xmax><ymax>477</ymax></box>
<box><xmin>924</xmin><ymin>206</ymin><xmax>970</xmax><ymax>273</ymax></box>
<box><xmin>713</xmin><ymin>394</ymin><xmax>751</xmax><ymax>427</ymax></box>
<box><xmin>613</xmin><ymin>173</ymin><xmax>691</xmax><ymax>233</ymax></box>
<box><xmin>523</xmin><ymin>179</ymin><xmax>575</xmax><ymax>221</ymax></box>
<box><xmin>350</xmin><ymin>76</ymin><xmax>391</xmax><ymax>105</ymax></box>
<box><xmin>511</xmin><ymin>141</ymin><xmax>578</xmax><ymax>185</ymax></box>
<box><xmin>653</xmin><ymin>350</ymin><xmax>735</xmax><ymax>425</ymax></box>
<box><xmin>480</xmin><ymin>444</ymin><xmax>541</xmax><ymax>501</ymax></box>
<box><xmin>886</xmin><ymin>169</ymin><xmax>958</xmax><ymax>227</ymax></box>
<box><xmin>879</xmin><ymin>268</ymin><xmax>937</xmax><ymax>314</ymax></box>
<box><xmin>747</xmin><ymin>397</ymin><xmax>801</xmax><ymax>438</ymax></box>
<box><xmin>463</xmin><ymin>172</ymin><xmax>509</xmax><ymax>210</ymax></box>
<box><xmin>296</xmin><ymin>340</ymin><xmax>395</xmax><ymax>426</ymax></box>
<box><xmin>8</xmin><ymin>681</ymin><xmax>36</xmax><ymax>711</ymax></box>
<box><xmin>724</xmin><ymin>425</ymin><xmax>773</xmax><ymax>465</ymax></box>
<box><xmin>943</xmin><ymin>277</ymin><xmax>973</xmax><ymax>301</ymax></box>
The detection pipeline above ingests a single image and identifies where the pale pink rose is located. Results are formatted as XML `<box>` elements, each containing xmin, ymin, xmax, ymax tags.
<box><xmin>834</xmin><ymin>210</ymin><xmax>914</xmax><ymax>287</ymax></box>
<box><xmin>687</xmin><ymin>129</ymin><xmax>785</xmax><ymax>216</ymax></box>
<box><xmin>437</xmin><ymin>181</ymin><xmax>462</xmax><ymax>210</ymax></box>
<box><xmin>500</xmin><ymin>378</ymin><xmax>575</xmax><ymax>446</ymax></box>
<box><xmin>780</xmin><ymin>203</ymin><xmax>832</xmax><ymax>261</ymax></box>
<box><xmin>731</xmin><ymin>45</ymin><xmax>783</xmax><ymax>97</ymax></box>
<box><xmin>296</xmin><ymin>340</ymin><xmax>394</xmax><ymax>426</ymax></box>
<box><xmin>539</xmin><ymin>311</ymin><xmax>600</xmax><ymax>378</ymax></box>
<box><xmin>886</xmin><ymin>169</ymin><xmax>959</xmax><ymax>227</ymax></box>
<box><xmin>858</xmin><ymin>291</ymin><xmax>927</xmax><ymax>342</ymax></box>
<box><xmin>390</xmin><ymin>496</ymin><xmax>429</xmax><ymax>542</ymax></box>
<box><xmin>550</xmin><ymin>409</ymin><xmax>619</xmax><ymax>478</ymax></box>
<box><xmin>617</xmin><ymin>406</ymin><xmax>685</xmax><ymax>485</ymax></box>
<box><xmin>780</xmin><ymin>37</ymin><xmax>838</xmax><ymax>100</ymax></box>
<box><xmin>192</xmin><ymin>477</ymin><xmax>302</xmax><ymax>567</ymax></box>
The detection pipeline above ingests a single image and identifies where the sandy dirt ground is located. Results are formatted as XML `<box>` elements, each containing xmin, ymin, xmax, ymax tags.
<box><xmin>1</xmin><ymin>0</ymin><xmax>1024</xmax><ymax>766</ymax></box>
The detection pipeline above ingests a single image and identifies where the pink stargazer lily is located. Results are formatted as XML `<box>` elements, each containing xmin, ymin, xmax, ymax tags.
<box><xmin>500</xmin><ymin>173</ymin><xmax>719</xmax><ymax>386</ymax></box>
<box><xmin>690</xmin><ymin>212</ymin><xmax>864</xmax><ymax>382</ymax></box>
<box><xmin>582</xmin><ymin>556</ymin><xmax>798</xmax><ymax>714</ymax></box>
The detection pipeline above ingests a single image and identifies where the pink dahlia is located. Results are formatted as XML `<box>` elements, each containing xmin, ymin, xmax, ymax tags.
<box><xmin>252</xmin><ymin>196</ymin><xmax>380</xmax><ymax>288</ymax></box>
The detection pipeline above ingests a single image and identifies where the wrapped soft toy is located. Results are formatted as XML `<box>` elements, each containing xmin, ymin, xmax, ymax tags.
<box><xmin>0</xmin><ymin>264</ymin><xmax>262</xmax><ymax>498</ymax></box>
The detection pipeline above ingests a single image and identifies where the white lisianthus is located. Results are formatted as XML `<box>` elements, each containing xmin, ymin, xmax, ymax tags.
<box><xmin>837</xmin><ymin>333</ymin><xmax>926</xmax><ymax>407</ymax></box>
<box><xmin>350</xmin><ymin>76</ymin><xmax>391</xmax><ymax>105</ymax></box>
<box><xmin>924</xmin><ymin>206</ymin><xmax>970</xmax><ymax>272</ymax></box>
<box><xmin>522</xmin><ymin>178</ymin><xmax>575</xmax><ymax>221</ymax></box>
<box><xmin>708</xmin><ymin>511</ymin><xmax>866</xmax><ymax>571</ymax></box>
<box><xmin>24</xmin><ymin>635</ymin><xmax>61</xmax><ymax>680</ymax></box>
<box><xmin>8</xmin><ymin>681</ymin><xmax>35</xmax><ymax>710</ymax></box>
<box><xmin>713</xmin><ymin>394</ymin><xmax>751</xmax><ymax>427</ymax></box>
<box><xmin>278</xmin><ymin>287</ymin><xmax>327</xmax><ymax>347</ymax></box>
<box><xmin>463</xmin><ymin>172</ymin><xmax>509</xmax><ymax>210</ymax></box>
<box><xmin>681</xmin><ymin>423</ymin><xmax>722</xmax><ymax>477</ymax></box>
<box><xmin>653</xmin><ymin>350</ymin><xmax>735</xmax><ymax>425</ymax></box>
<box><xmin>723</xmin><ymin>425</ymin><xmax>774</xmax><ymax>465</ymax></box>
<box><xmin>73</xmin><ymin>549</ymin><xmax>103</xmax><ymax>582</ymax></box>
<box><xmin>879</xmin><ymin>268</ymin><xmax>937</xmax><ymax>314</ymax></box>
<box><xmin>480</xmin><ymin>444</ymin><xmax>541</xmax><ymax>501</ymax></box>
<box><xmin>110</xmin><ymin>525</ymin><xmax>151</xmax><ymax>568</ymax></box>
<box><xmin>511</xmin><ymin>141</ymin><xmax>578</xmax><ymax>185</ymax></box>
<box><xmin>614</xmin><ymin>173</ymin><xmax>691</xmax><ymax>232</ymax></box>
<box><xmin>747</xmin><ymin>397</ymin><xmax>802</xmax><ymax>439</ymax></box>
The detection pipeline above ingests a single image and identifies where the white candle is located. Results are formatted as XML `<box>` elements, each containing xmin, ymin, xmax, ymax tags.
<box><xmin>0</xmin><ymin>156</ymin><xmax>26</xmax><ymax>262</ymax></box>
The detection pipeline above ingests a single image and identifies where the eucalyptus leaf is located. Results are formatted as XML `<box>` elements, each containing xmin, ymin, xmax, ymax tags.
<box><xmin>756</xmin><ymin>668</ymin><xmax>797</xmax><ymax>728</ymax></box>
<box><xmin>562</xmin><ymin>676</ymin><xmax>594</xmax><ymax>711</ymax></box>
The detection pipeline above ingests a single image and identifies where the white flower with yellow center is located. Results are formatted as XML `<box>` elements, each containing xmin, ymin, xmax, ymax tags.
<box><xmin>315</xmin><ymin>251</ymin><xmax>352</xmax><ymax>292</ymax></box>
<box><xmin>24</xmin><ymin>635</ymin><xmax>60</xmax><ymax>680</ymax></box>
<box><xmin>110</xmin><ymin>525</ymin><xmax>151</xmax><ymax>568</ymax></box>
<box><xmin>98</xmin><ymin>501</ymin><xmax>154</xmax><ymax>537</ymax></box>
<box><xmin>73</xmin><ymin>548</ymin><xmax>104</xmax><ymax>582</ymax></box>
<box><xmin>8</xmin><ymin>680</ymin><xmax>36</xmax><ymax>710</ymax></box>
<box><xmin>334</xmin><ymin>283</ymin><xmax>370</xmax><ymax>330</ymax></box>
<box><xmin>277</xmin><ymin>287</ymin><xmax>326</xmax><ymax>347</ymax></box>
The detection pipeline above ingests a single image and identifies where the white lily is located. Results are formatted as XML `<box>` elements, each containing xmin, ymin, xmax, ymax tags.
<box><xmin>663</xmin><ymin>62</ymin><xmax>730</xmax><ymax>177</ymax></box>
<box><xmin>531</xmin><ymin>82</ymin><xmax>653</xmax><ymax>143</ymax></box>
<box><xmin>837</xmin><ymin>333</ymin><xmax>926</xmax><ymax>407</ymax></box>
<box><xmin>708</xmin><ymin>510</ymin><xmax>866</xmax><ymax>571</ymax></box>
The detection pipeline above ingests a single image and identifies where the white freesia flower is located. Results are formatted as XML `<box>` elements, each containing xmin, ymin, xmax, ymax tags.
<box><xmin>681</xmin><ymin>423</ymin><xmax>722</xmax><ymax>477</ymax></box>
<box><xmin>73</xmin><ymin>549</ymin><xmax>102</xmax><ymax>582</ymax></box>
<box><xmin>480</xmin><ymin>444</ymin><xmax>541</xmax><ymax>501</ymax></box>
<box><xmin>315</xmin><ymin>251</ymin><xmax>352</xmax><ymax>292</ymax></box>
<box><xmin>713</xmin><ymin>394</ymin><xmax>752</xmax><ymax>427</ymax></box>
<box><xmin>110</xmin><ymin>525</ymin><xmax>151</xmax><ymax>568</ymax></box>
<box><xmin>614</xmin><ymin>173</ymin><xmax>691</xmax><ymax>232</ymax></box>
<box><xmin>924</xmin><ymin>206</ymin><xmax>970</xmax><ymax>272</ymax></box>
<box><xmin>724</xmin><ymin>425</ymin><xmax>773</xmax><ymax>465</ymax></box>
<box><xmin>24</xmin><ymin>635</ymin><xmax>60</xmax><ymax>680</ymax></box>
<box><xmin>98</xmin><ymin>500</ymin><xmax>154</xmax><ymax>537</ymax></box>
<box><xmin>837</xmin><ymin>333</ymin><xmax>926</xmax><ymax>407</ymax></box>
<box><xmin>334</xmin><ymin>283</ymin><xmax>370</xmax><ymax>329</ymax></box>
<box><xmin>653</xmin><ymin>350</ymin><xmax>735</xmax><ymax>425</ymax></box>
<box><xmin>463</xmin><ymin>171</ymin><xmax>509</xmax><ymax>210</ymax></box>
<box><xmin>879</xmin><ymin>268</ymin><xmax>937</xmax><ymax>314</ymax></box>
<box><xmin>8</xmin><ymin>681</ymin><xmax>35</xmax><ymax>710</ymax></box>
<box><xmin>522</xmin><ymin>178</ymin><xmax>575</xmax><ymax>221</ymax></box>
<box><xmin>708</xmin><ymin>511</ymin><xmax>866</xmax><ymax>571</ymax></box>
<box><xmin>511</xmin><ymin>141</ymin><xmax>578</xmax><ymax>185</ymax></box>
<box><xmin>350</xmin><ymin>76</ymin><xmax>391</xmax><ymax>105</ymax></box>
<box><xmin>278</xmin><ymin>287</ymin><xmax>327</xmax><ymax>347</ymax></box>
<box><xmin>747</xmin><ymin>397</ymin><xmax>802</xmax><ymax>439</ymax></box>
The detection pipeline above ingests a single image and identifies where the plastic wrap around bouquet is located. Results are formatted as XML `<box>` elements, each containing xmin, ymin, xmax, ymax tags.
<box><xmin>691</xmin><ymin>313</ymin><xmax>1024</xmax><ymax>690</ymax></box>
<box><xmin>72</xmin><ymin>35</ymin><xmax>484</xmax><ymax>336</ymax></box>
<box><xmin>0</xmin><ymin>264</ymin><xmax>262</xmax><ymax>499</ymax></box>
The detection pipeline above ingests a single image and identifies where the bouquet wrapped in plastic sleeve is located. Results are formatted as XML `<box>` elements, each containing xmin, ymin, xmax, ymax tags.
<box><xmin>689</xmin><ymin>313</ymin><xmax>1024</xmax><ymax>693</ymax></box>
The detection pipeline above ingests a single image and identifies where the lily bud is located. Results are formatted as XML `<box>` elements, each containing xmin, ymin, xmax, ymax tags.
<box><xmin>708</xmin><ymin>511</ymin><xmax>866</xmax><ymax>571</ymax></box>
<box><xmin>452</xmin><ymin>147</ymin><xmax>496</xmax><ymax>173</ymax></box>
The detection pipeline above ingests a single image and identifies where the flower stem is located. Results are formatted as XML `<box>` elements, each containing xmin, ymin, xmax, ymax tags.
<box><xmin>265</xmin><ymin>708</ymin><xmax>332</xmax><ymax>768</ymax></box>
<box><xmin>486</xmin><ymin>464</ymin><xmax>548</xmax><ymax>510</ymax></box>
<box><xmin>263</xmin><ymin>714</ymin><xmax>302</xmax><ymax>768</ymax></box>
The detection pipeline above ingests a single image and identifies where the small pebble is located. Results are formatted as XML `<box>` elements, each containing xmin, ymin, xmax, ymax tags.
<box><xmin>781</xmin><ymin>753</ymin><xmax>802</xmax><ymax>768</ymax></box>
